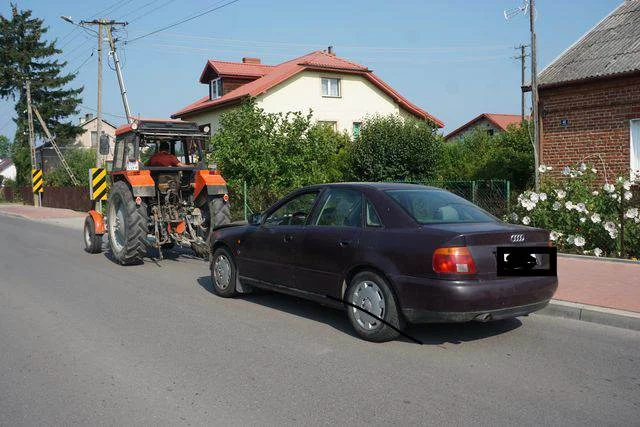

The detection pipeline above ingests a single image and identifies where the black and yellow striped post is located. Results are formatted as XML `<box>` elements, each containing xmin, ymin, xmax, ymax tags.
<box><xmin>32</xmin><ymin>168</ymin><xmax>43</xmax><ymax>194</ymax></box>
<box><xmin>90</xmin><ymin>168</ymin><xmax>108</xmax><ymax>201</ymax></box>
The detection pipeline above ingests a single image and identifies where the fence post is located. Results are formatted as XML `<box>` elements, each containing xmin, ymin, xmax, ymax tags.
<box><xmin>506</xmin><ymin>180</ymin><xmax>511</xmax><ymax>213</ymax></box>
<box><xmin>243</xmin><ymin>180</ymin><xmax>248</xmax><ymax>222</ymax></box>
<box><xmin>471</xmin><ymin>181</ymin><xmax>477</xmax><ymax>204</ymax></box>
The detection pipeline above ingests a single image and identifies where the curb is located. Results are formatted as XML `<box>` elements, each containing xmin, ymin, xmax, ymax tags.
<box><xmin>537</xmin><ymin>299</ymin><xmax>640</xmax><ymax>331</ymax></box>
<box><xmin>558</xmin><ymin>252</ymin><xmax>640</xmax><ymax>265</ymax></box>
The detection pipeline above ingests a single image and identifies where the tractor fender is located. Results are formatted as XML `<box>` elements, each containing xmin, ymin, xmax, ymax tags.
<box><xmin>194</xmin><ymin>170</ymin><xmax>228</xmax><ymax>201</ymax></box>
<box><xmin>88</xmin><ymin>209</ymin><xmax>105</xmax><ymax>234</ymax></box>
<box><xmin>112</xmin><ymin>170</ymin><xmax>155</xmax><ymax>198</ymax></box>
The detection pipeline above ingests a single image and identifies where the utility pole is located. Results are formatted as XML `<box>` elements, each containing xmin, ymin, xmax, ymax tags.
<box><xmin>96</xmin><ymin>22</ymin><xmax>103</xmax><ymax>166</ymax></box>
<box><xmin>106</xmin><ymin>26</ymin><xmax>133</xmax><ymax>123</ymax></box>
<box><xmin>514</xmin><ymin>44</ymin><xmax>529</xmax><ymax>122</ymax></box>
<box><xmin>25</xmin><ymin>80</ymin><xmax>40</xmax><ymax>207</ymax></box>
<box><xmin>530</xmin><ymin>0</ymin><xmax>540</xmax><ymax>192</ymax></box>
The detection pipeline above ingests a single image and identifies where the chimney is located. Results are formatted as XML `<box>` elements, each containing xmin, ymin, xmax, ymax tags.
<box><xmin>83</xmin><ymin>113</ymin><xmax>93</xmax><ymax>123</ymax></box>
<box><xmin>242</xmin><ymin>57</ymin><xmax>261</xmax><ymax>64</ymax></box>
<box><xmin>327</xmin><ymin>45</ymin><xmax>334</xmax><ymax>55</ymax></box>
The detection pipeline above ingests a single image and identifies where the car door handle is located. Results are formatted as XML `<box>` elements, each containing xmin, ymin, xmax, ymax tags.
<box><xmin>338</xmin><ymin>239</ymin><xmax>352</xmax><ymax>247</ymax></box>
<box><xmin>283</xmin><ymin>234</ymin><xmax>295</xmax><ymax>243</ymax></box>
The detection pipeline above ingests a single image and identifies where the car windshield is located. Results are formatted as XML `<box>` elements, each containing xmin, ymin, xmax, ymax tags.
<box><xmin>385</xmin><ymin>189</ymin><xmax>496</xmax><ymax>224</ymax></box>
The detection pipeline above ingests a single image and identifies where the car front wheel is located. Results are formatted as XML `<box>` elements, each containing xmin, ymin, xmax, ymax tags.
<box><xmin>345</xmin><ymin>271</ymin><xmax>403</xmax><ymax>342</ymax></box>
<box><xmin>210</xmin><ymin>247</ymin><xmax>238</xmax><ymax>297</ymax></box>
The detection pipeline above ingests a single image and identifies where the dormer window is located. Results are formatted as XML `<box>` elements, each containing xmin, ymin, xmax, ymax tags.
<box><xmin>209</xmin><ymin>78</ymin><xmax>222</xmax><ymax>100</ymax></box>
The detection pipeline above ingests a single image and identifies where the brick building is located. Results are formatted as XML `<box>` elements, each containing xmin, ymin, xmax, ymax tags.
<box><xmin>537</xmin><ymin>0</ymin><xmax>640</xmax><ymax>179</ymax></box>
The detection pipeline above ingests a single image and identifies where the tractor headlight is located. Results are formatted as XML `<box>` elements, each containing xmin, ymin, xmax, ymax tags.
<box><xmin>203</xmin><ymin>125</ymin><xmax>210</xmax><ymax>133</ymax></box>
<box><xmin>131</xmin><ymin>122</ymin><xmax>138</xmax><ymax>130</ymax></box>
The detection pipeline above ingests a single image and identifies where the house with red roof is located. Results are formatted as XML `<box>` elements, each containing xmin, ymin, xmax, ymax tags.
<box><xmin>445</xmin><ymin>113</ymin><xmax>526</xmax><ymax>141</ymax></box>
<box><xmin>172</xmin><ymin>49</ymin><xmax>443</xmax><ymax>137</ymax></box>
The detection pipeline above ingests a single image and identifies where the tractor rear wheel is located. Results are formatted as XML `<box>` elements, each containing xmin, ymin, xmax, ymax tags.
<box><xmin>193</xmin><ymin>195</ymin><xmax>231</xmax><ymax>258</ymax></box>
<box><xmin>107</xmin><ymin>181</ymin><xmax>149</xmax><ymax>265</ymax></box>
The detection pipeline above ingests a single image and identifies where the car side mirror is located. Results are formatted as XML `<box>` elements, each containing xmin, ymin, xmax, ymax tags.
<box><xmin>249</xmin><ymin>213</ymin><xmax>262</xmax><ymax>226</ymax></box>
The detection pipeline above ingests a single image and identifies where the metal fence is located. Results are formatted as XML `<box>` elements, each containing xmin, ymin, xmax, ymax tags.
<box><xmin>235</xmin><ymin>179</ymin><xmax>511</xmax><ymax>221</ymax></box>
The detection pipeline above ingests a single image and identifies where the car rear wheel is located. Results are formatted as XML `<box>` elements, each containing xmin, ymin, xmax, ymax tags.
<box><xmin>210</xmin><ymin>247</ymin><xmax>238</xmax><ymax>297</ymax></box>
<box><xmin>345</xmin><ymin>271</ymin><xmax>403</xmax><ymax>342</ymax></box>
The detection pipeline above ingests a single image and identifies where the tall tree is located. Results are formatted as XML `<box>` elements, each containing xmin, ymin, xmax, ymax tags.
<box><xmin>0</xmin><ymin>134</ymin><xmax>11</xmax><ymax>158</ymax></box>
<box><xmin>0</xmin><ymin>3</ymin><xmax>83</xmax><ymax>185</ymax></box>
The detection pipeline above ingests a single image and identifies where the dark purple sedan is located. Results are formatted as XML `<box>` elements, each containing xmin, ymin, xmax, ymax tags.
<box><xmin>209</xmin><ymin>183</ymin><xmax>557</xmax><ymax>342</ymax></box>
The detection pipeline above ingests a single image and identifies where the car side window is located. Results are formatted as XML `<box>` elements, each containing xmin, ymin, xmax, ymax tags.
<box><xmin>264</xmin><ymin>192</ymin><xmax>318</xmax><ymax>226</ymax></box>
<box><xmin>315</xmin><ymin>189</ymin><xmax>363</xmax><ymax>227</ymax></box>
<box><xmin>365</xmin><ymin>200</ymin><xmax>382</xmax><ymax>227</ymax></box>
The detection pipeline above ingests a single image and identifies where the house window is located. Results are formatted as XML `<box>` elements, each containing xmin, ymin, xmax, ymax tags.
<box><xmin>631</xmin><ymin>119</ymin><xmax>640</xmax><ymax>177</ymax></box>
<box><xmin>318</xmin><ymin>121</ymin><xmax>337</xmax><ymax>131</ymax></box>
<box><xmin>352</xmin><ymin>122</ymin><xmax>362</xmax><ymax>138</ymax></box>
<box><xmin>487</xmin><ymin>129</ymin><xmax>495</xmax><ymax>136</ymax></box>
<box><xmin>209</xmin><ymin>78</ymin><xmax>222</xmax><ymax>100</ymax></box>
<box><xmin>91</xmin><ymin>131</ymin><xmax>98</xmax><ymax>147</ymax></box>
<box><xmin>321</xmin><ymin>78</ymin><xmax>340</xmax><ymax>97</ymax></box>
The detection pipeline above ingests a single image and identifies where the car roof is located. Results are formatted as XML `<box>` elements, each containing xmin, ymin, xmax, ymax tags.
<box><xmin>300</xmin><ymin>182</ymin><xmax>442</xmax><ymax>192</ymax></box>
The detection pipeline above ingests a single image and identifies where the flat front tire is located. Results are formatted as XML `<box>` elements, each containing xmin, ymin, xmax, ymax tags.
<box><xmin>210</xmin><ymin>247</ymin><xmax>238</xmax><ymax>297</ymax></box>
<box><xmin>345</xmin><ymin>271</ymin><xmax>403</xmax><ymax>342</ymax></box>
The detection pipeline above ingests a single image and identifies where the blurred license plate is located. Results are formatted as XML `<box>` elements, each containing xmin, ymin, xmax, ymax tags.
<box><xmin>497</xmin><ymin>246</ymin><xmax>557</xmax><ymax>276</ymax></box>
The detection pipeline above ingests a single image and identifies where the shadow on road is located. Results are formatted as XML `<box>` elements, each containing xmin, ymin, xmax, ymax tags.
<box><xmin>196</xmin><ymin>276</ymin><xmax>523</xmax><ymax>346</ymax></box>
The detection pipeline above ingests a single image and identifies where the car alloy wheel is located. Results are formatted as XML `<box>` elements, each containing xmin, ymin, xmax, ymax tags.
<box><xmin>213</xmin><ymin>253</ymin><xmax>232</xmax><ymax>290</ymax></box>
<box><xmin>351</xmin><ymin>280</ymin><xmax>386</xmax><ymax>330</ymax></box>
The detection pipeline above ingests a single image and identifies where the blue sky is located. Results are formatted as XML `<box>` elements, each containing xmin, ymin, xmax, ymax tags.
<box><xmin>0</xmin><ymin>0</ymin><xmax>622</xmax><ymax>139</ymax></box>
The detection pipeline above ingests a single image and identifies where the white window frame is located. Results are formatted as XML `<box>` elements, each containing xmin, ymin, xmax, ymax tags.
<box><xmin>209</xmin><ymin>78</ymin><xmax>222</xmax><ymax>100</ymax></box>
<box><xmin>631</xmin><ymin>119</ymin><xmax>640</xmax><ymax>179</ymax></box>
<box><xmin>321</xmin><ymin>77</ymin><xmax>341</xmax><ymax>98</ymax></box>
<box><xmin>318</xmin><ymin>121</ymin><xmax>338</xmax><ymax>131</ymax></box>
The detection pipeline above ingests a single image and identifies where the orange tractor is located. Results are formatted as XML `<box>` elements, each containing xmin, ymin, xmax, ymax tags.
<box><xmin>83</xmin><ymin>119</ymin><xmax>231</xmax><ymax>264</ymax></box>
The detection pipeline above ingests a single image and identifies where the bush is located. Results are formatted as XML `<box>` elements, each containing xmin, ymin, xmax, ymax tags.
<box><xmin>44</xmin><ymin>148</ymin><xmax>97</xmax><ymax>187</ymax></box>
<box><xmin>509</xmin><ymin>163</ymin><xmax>640</xmax><ymax>259</ymax></box>
<box><xmin>210</xmin><ymin>100</ymin><xmax>350</xmax><ymax>213</ymax></box>
<box><xmin>345</xmin><ymin>114</ymin><xmax>442</xmax><ymax>182</ymax></box>
<box><xmin>438</xmin><ymin>123</ymin><xmax>534</xmax><ymax>193</ymax></box>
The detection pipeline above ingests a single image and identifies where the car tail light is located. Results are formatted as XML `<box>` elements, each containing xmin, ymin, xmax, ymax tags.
<box><xmin>433</xmin><ymin>247</ymin><xmax>477</xmax><ymax>274</ymax></box>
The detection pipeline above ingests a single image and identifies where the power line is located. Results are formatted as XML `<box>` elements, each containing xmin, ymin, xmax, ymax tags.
<box><xmin>79</xmin><ymin>104</ymin><xmax>128</xmax><ymax>120</ymax></box>
<box><xmin>125</xmin><ymin>0</ymin><xmax>240</xmax><ymax>44</ymax></box>
<box><xmin>128</xmin><ymin>0</ymin><xmax>179</xmax><ymax>24</ymax></box>
<box><xmin>71</xmin><ymin>51</ymin><xmax>95</xmax><ymax>74</ymax></box>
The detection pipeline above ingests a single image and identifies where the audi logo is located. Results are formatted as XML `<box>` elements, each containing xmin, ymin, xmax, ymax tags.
<box><xmin>510</xmin><ymin>234</ymin><xmax>526</xmax><ymax>243</ymax></box>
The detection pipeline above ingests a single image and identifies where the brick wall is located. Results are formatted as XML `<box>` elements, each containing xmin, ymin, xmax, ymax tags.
<box><xmin>540</xmin><ymin>73</ymin><xmax>640</xmax><ymax>179</ymax></box>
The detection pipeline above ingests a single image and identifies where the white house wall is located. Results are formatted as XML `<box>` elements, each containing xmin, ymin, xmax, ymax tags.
<box><xmin>184</xmin><ymin>70</ymin><xmax>412</xmax><ymax>135</ymax></box>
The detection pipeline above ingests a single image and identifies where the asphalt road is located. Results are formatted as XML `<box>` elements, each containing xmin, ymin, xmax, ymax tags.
<box><xmin>0</xmin><ymin>214</ymin><xmax>639</xmax><ymax>426</ymax></box>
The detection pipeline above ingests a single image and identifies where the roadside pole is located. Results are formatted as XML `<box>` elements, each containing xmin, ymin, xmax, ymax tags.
<box><xmin>514</xmin><ymin>44</ymin><xmax>529</xmax><ymax>122</ymax></box>
<box><xmin>106</xmin><ymin>25</ymin><xmax>133</xmax><ymax>123</ymax></box>
<box><xmin>95</xmin><ymin>22</ymin><xmax>103</xmax><ymax>212</ymax></box>
<box><xmin>530</xmin><ymin>0</ymin><xmax>540</xmax><ymax>192</ymax></box>
<box><xmin>25</xmin><ymin>80</ymin><xmax>40</xmax><ymax>207</ymax></box>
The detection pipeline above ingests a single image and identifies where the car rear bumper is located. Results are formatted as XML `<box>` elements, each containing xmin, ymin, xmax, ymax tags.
<box><xmin>402</xmin><ymin>300</ymin><xmax>550</xmax><ymax>323</ymax></box>
<box><xmin>392</xmin><ymin>274</ymin><xmax>557</xmax><ymax>324</ymax></box>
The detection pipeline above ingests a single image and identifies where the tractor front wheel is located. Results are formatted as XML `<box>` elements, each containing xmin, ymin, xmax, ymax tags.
<box><xmin>107</xmin><ymin>181</ymin><xmax>149</xmax><ymax>265</ymax></box>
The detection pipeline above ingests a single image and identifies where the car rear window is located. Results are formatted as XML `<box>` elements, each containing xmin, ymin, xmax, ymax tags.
<box><xmin>385</xmin><ymin>189</ymin><xmax>495</xmax><ymax>224</ymax></box>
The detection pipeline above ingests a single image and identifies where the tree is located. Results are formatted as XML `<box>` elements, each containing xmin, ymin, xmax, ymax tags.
<box><xmin>345</xmin><ymin>114</ymin><xmax>443</xmax><ymax>182</ymax></box>
<box><xmin>211</xmin><ymin>100</ymin><xmax>350</xmax><ymax>212</ymax></box>
<box><xmin>44</xmin><ymin>148</ymin><xmax>96</xmax><ymax>187</ymax></box>
<box><xmin>0</xmin><ymin>135</ymin><xmax>10</xmax><ymax>158</ymax></box>
<box><xmin>0</xmin><ymin>4</ymin><xmax>83</xmax><ymax>185</ymax></box>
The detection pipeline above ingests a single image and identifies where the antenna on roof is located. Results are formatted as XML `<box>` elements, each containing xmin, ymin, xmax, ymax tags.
<box><xmin>503</xmin><ymin>0</ymin><xmax>529</xmax><ymax>20</ymax></box>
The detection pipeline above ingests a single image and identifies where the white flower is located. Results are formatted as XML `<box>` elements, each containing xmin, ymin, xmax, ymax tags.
<box><xmin>566</xmin><ymin>235</ymin><xmax>575</xmax><ymax>245</ymax></box>
<box><xmin>510</xmin><ymin>212</ymin><xmax>519</xmax><ymax>222</ymax></box>
<box><xmin>574</xmin><ymin>236</ymin><xmax>586</xmax><ymax>247</ymax></box>
<box><xmin>592</xmin><ymin>191</ymin><xmax>599</xmax><ymax>196</ymax></box>
<box><xmin>591</xmin><ymin>168</ymin><xmax>597</xmax><ymax>174</ymax></box>
<box><xmin>636</xmin><ymin>217</ymin><xmax>640</xmax><ymax>224</ymax></box>
<box><xmin>552</xmin><ymin>201</ymin><xmax>562</xmax><ymax>211</ymax></box>
<box><xmin>555</xmin><ymin>189</ymin><xmax>566</xmax><ymax>199</ymax></box>
<box><xmin>593</xmin><ymin>247</ymin><xmax>603</xmax><ymax>257</ymax></box>
<box><xmin>580</xmin><ymin>217</ymin><xmax>586</xmax><ymax>223</ymax></box>
<box><xmin>538</xmin><ymin>165</ymin><xmax>548</xmax><ymax>173</ymax></box>
<box><xmin>624</xmin><ymin>191</ymin><xmax>632</xmax><ymax>200</ymax></box>
<box><xmin>625</xmin><ymin>208</ymin><xmax>638</xmax><ymax>219</ymax></box>
<box><xmin>562</xmin><ymin>166</ymin><xmax>571</xmax><ymax>175</ymax></box>
<box><xmin>623</xmin><ymin>181</ymin><xmax>632</xmax><ymax>190</ymax></box>
<box><xmin>549</xmin><ymin>231</ymin><xmax>562</xmax><ymax>241</ymax></box>
<box><xmin>603</xmin><ymin>183</ymin><xmax>616</xmax><ymax>193</ymax></box>
<box><xmin>539</xmin><ymin>192</ymin><xmax>547</xmax><ymax>201</ymax></box>
<box><xmin>576</xmin><ymin>202</ymin><xmax>587</xmax><ymax>212</ymax></box>
<box><xmin>530</xmin><ymin>193</ymin><xmax>539</xmax><ymax>203</ymax></box>
<box><xmin>579</xmin><ymin>163</ymin><xmax>587</xmax><ymax>172</ymax></box>
<box><xmin>609</xmin><ymin>230</ymin><xmax>618</xmax><ymax>239</ymax></box>
<box><xmin>565</xmin><ymin>201</ymin><xmax>574</xmax><ymax>210</ymax></box>
<box><xmin>590</xmin><ymin>213</ymin><xmax>601</xmax><ymax>223</ymax></box>
<box><xmin>604</xmin><ymin>221</ymin><xmax>616</xmax><ymax>232</ymax></box>
<box><xmin>547</xmin><ymin>166</ymin><xmax>553</xmax><ymax>171</ymax></box>
<box><xmin>522</xmin><ymin>216</ymin><xmax>531</xmax><ymax>225</ymax></box>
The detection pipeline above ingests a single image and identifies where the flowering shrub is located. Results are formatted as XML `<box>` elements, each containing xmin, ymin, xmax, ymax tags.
<box><xmin>508</xmin><ymin>164</ymin><xmax>640</xmax><ymax>259</ymax></box>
